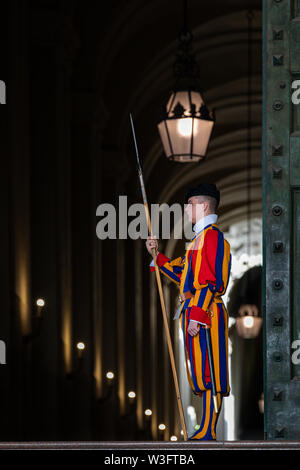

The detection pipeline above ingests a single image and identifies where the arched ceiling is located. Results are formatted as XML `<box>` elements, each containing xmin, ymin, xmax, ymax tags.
<box><xmin>90</xmin><ymin>1</ymin><xmax>262</xmax><ymax>255</ymax></box>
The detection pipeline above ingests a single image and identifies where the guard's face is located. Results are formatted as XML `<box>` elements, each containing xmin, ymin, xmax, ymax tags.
<box><xmin>185</xmin><ymin>196</ymin><xmax>205</xmax><ymax>224</ymax></box>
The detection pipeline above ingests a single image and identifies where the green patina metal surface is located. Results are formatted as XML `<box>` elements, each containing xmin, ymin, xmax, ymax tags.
<box><xmin>263</xmin><ymin>0</ymin><xmax>300</xmax><ymax>439</ymax></box>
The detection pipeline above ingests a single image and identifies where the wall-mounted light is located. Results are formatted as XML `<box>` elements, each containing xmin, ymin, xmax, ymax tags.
<box><xmin>158</xmin><ymin>423</ymin><xmax>166</xmax><ymax>431</ymax></box>
<box><xmin>23</xmin><ymin>297</ymin><xmax>46</xmax><ymax>344</ymax></box>
<box><xmin>76</xmin><ymin>341</ymin><xmax>85</xmax><ymax>358</ymax></box>
<box><xmin>258</xmin><ymin>392</ymin><xmax>264</xmax><ymax>414</ymax></box>
<box><xmin>36</xmin><ymin>298</ymin><xmax>45</xmax><ymax>316</ymax></box>
<box><xmin>144</xmin><ymin>409</ymin><xmax>152</xmax><ymax>417</ymax></box>
<box><xmin>170</xmin><ymin>435</ymin><xmax>178</xmax><ymax>441</ymax></box>
<box><xmin>236</xmin><ymin>304</ymin><xmax>262</xmax><ymax>339</ymax></box>
<box><xmin>67</xmin><ymin>341</ymin><xmax>86</xmax><ymax>378</ymax></box>
<box><xmin>98</xmin><ymin>371</ymin><xmax>116</xmax><ymax>404</ymax></box>
<box><xmin>128</xmin><ymin>391</ymin><xmax>136</xmax><ymax>401</ymax></box>
<box><xmin>158</xmin><ymin>91</ymin><xmax>214</xmax><ymax>162</ymax></box>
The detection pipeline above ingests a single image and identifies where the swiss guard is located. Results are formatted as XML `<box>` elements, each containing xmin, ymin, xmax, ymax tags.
<box><xmin>146</xmin><ymin>183</ymin><xmax>232</xmax><ymax>441</ymax></box>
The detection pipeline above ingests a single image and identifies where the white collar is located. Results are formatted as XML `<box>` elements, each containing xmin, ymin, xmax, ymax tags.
<box><xmin>193</xmin><ymin>214</ymin><xmax>218</xmax><ymax>234</ymax></box>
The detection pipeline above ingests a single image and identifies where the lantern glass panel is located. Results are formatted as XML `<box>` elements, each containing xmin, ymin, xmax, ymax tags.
<box><xmin>166</xmin><ymin>118</ymin><xmax>193</xmax><ymax>159</ymax></box>
<box><xmin>192</xmin><ymin>118</ymin><xmax>214</xmax><ymax>156</ymax></box>
<box><xmin>157</xmin><ymin>121</ymin><xmax>172</xmax><ymax>158</ymax></box>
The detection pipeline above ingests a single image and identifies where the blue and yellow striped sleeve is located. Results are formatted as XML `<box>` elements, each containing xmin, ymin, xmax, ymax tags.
<box><xmin>150</xmin><ymin>252</ymin><xmax>184</xmax><ymax>285</ymax></box>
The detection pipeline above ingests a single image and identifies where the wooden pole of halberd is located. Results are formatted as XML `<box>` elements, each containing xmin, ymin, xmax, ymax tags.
<box><xmin>143</xmin><ymin>203</ymin><xmax>188</xmax><ymax>442</ymax></box>
<box><xmin>130</xmin><ymin>113</ymin><xmax>188</xmax><ymax>441</ymax></box>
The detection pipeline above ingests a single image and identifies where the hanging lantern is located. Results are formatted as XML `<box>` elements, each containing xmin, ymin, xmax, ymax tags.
<box><xmin>157</xmin><ymin>0</ymin><xmax>215</xmax><ymax>162</ymax></box>
<box><xmin>235</xmin><ymin>304</ymin><xmax>262</xmax><ymax>339</ymax></box>
<box><xmin>157</xmin><ymin>90</ymin><xmax>214</xmax><ymax>162</ymax></box>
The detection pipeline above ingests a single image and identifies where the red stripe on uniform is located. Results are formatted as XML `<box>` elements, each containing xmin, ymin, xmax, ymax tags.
<box><xmin>205</xmin><ymin>352</ymin><xmax>211</xmax><ymax>382</ymax></box>
<box><xmin>198</xmin><ymin>229</ymin><xmax>218</xmax><ymax>286</ymax></box>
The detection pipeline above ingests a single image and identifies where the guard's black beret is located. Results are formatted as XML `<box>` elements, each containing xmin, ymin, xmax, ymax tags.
<box><xmin>184</xmin><ymin>183</ymin><xmax>220</xmax><ymax>208</ymax></box>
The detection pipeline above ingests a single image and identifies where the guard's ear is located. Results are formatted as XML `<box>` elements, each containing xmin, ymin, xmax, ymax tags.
<box><xmin>203</xmin><ymin>200</ymin><xmax>209</xmax><ymax>211</ymax></box>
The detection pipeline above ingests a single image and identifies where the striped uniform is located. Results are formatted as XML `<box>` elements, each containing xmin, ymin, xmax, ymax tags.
<box><xmin>151</xmin><ymin>223</ymin><xmax>232</xmax><ymax>440</ymax></box>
